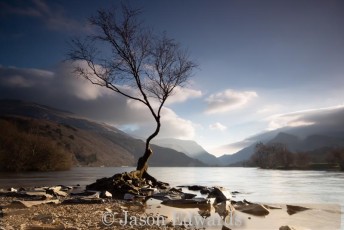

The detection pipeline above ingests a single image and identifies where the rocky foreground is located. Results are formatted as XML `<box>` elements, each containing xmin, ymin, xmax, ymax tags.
<box><xmin>0</xmin><ymin>172</ymin><xmax>341</xmax><ymax>230</ymax></box>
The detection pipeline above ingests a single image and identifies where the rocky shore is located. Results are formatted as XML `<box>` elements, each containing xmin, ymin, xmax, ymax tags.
<box><xmin>0</xmin><ymin>171</ymin><xmax>341</xmax><ymax>230</ymax></box>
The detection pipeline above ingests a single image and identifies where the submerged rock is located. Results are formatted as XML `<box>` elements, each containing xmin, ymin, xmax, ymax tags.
<box><xmin>279</xmin><ymin>225</ymin><xmax>297</xmax><ymax>230</ymax></box>
<box><xmin>286</xmin><ymin>205</ymin><xmax>310</xmax><ymax>215</ymax></box>
<box><xmin>235</xmin><ymin>203</ymin><xmax>270</xmax><ymax>216</ymax></box>
<box><xmin>9</xmin><ymin>199</ymin><xmax>60</xmax><ymax>208</ymax></box>
<box><xmin>70</xmin><ymin>191</ymin><xmax>99</xmax><ymax>197</ymax></box>
<box><xmin>188</xmin><ymin>185</ymin><xmax>208</xmax><ymax>191</ymax></box>
<box><xmin>161</xmin><ymin>197</ymin><xmax>210</xmax><ymax>208</ymax></box>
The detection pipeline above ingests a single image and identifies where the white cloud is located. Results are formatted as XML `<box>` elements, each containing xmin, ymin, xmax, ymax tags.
<box><xmin>205</xmin><ymin>89</ymin><xmax>258</xmax><ymax>114</ymax></box>
<box><xmin>166</xmin><ymin>86</ymin><xmax>202</xmax><ymax>104</ymax></box>
<box><xmin>160</xmin><ymin>108</ymin><xmax>196</xmax><ymax>139</ymax></box>
<box><xmin>209</xmin><ymin>122</ymin><xmax>227</xmax><ymax>131</ymax></box>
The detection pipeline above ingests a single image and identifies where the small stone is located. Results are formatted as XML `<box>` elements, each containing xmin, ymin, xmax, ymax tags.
<box><xmin>222</xmin><ymin>226</ymin><xmax>231</xmax><ymax>230</ymax></box>
<box><xmin>100</xmin><ymin>191</ymin><xmax>112</xmax><ymax>198</ymax></box>
<box><xmin>47</xmin><ymin>186</ymin><xmax>62</xmax><ymax>192</ymax></box>
<box><xmin>46</xmin><ymin>188</ymin><xmax>68</xmax><ymax>197</ymax></box>
<box><xmin>8</xmin><ymin>188</ymin><xmax>17</xmax><ymax>192</ymax></box>
<box><xmin>124</xmin><ymin>193</ymin><xmax>135</xmax><ymax>200</ymax></box>
<box><xmin>104</xmin><ymin>208</ymin><xmax>112</xmax><ymax>213</ymax></box>
<box><xmin>33</xmin><ymin>187</ymin><xmax>47</xmax><ymax>192</ymax></box>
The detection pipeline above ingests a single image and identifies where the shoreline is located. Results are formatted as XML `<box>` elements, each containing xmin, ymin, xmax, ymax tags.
<box><xmin>0</xmin><ymin>185</ymin><xmax>342</xmax><ymax>230</ymax></box>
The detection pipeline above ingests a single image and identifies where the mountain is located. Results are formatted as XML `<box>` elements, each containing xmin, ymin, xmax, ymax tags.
<box><xmin>217</xmin><ymin>144</ymin><xmax>256</xmax><ymax>166</ymax></box>
<box><xmin>153</xmin><ymin>138</ymin><xmax>219</xmax><ymax>165</ymax></box>
<box><xmin>0</xmin><ymin>100</ymin><xmax>204</xmax><ymax>168</ymax></box>
<box><xmin>218</xmin><ymin>107</ymin><xmax>344</xmax><ymax>167</ymax></box>
<box><xmin>218</xmin><ymin>131</ymin><xmax>344</xmax><ymax>166</ymax></box>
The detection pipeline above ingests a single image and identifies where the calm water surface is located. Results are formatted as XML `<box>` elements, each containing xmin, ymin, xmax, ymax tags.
<box><xmin>1</xmin><ymin>167</ymin><xmax>343</xmax><ymax>224</ymax></box>
<box><xmin>1</xmin><ymin>167</ymin><xmax>343</xmax><ymax>204</ymax></box>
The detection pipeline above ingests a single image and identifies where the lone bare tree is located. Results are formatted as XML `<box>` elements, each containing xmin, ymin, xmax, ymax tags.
<box><xmin>67</xmin><ymin>6</ymin><xmax>196</xmax><ymax>181</ymax></box>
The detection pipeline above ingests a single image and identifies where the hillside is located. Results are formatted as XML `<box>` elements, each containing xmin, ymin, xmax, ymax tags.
<box><xmin>0</xmin><ymin>100</ymin><xmax>204</xmax><ymax>169</ymax></box>
<box><xmin>153</xmin><ymin>138</ymin><xmax>219</xmax><ymax>165</ymax></box>
<box><xmin>0</xmin><ymin>118</ymin><xmax>73</xmax><ymax>171</ymax></box>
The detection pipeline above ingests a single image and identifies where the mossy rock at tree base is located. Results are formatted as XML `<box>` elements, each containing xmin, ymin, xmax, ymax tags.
<box><xmin>86</xmin><ymin>171</ymin><xmax>169</xmax><ymax>199</ymax></box>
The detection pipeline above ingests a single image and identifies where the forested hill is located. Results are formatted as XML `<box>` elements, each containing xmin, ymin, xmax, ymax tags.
<box><xmin>0</xmin><ymin>100</ymin><xmax>204</xmax><ymax>171</ymax></box>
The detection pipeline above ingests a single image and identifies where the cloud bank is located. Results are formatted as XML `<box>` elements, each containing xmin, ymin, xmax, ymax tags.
<box><xmin>267</xmin><ymin>106</ymin><xmax>344</xmax><ymax>131</ymax></box>
<box><xmin>205</xmin><ymin>89</ymin><xmax>257</xmax><ymax>114</ymax></box>
<box><xmin>0</xmin><ymin>63</ymin><xmax>200</xmax><ymax>140</ymax></box>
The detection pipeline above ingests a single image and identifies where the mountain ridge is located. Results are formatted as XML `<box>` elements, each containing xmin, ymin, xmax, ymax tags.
<box><xmin>0</xmin><ymin>99</ymin><xmax>205</xmax><ymax>168</ymax></box>
<box><xmin>218</xmin><ymin>130</ymin><xmax>344</xmax><ymax>166</ymax></box>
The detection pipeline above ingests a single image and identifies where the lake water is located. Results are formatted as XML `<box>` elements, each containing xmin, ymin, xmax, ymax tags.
<box><xmin>1</xmin><ymin>167</ymin><xmax>343</xmax><ymax>227</ymax></box>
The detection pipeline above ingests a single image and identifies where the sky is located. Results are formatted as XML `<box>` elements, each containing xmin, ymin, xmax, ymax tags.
<box><xmin>0</xmin><ymin>0</ymin><xmax>344</xmax><ymax>156</ymax></box>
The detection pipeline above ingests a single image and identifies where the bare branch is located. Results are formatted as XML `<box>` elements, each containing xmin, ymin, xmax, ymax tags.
<box><xmin>66</xmin><ymin>5</ymin><xmax>196</xmax><ymax>158</ymax></box>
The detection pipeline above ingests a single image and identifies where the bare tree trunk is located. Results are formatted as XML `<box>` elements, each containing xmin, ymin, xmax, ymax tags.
<box><xmin>136</xmin><ymin>118</ymin><xmax>161</xmax><ymax>182</ymax></box>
